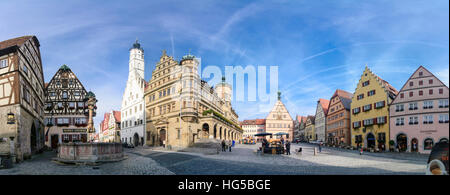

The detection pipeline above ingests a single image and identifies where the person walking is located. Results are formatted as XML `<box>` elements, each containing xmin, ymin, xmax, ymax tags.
<box><xmin>221</xmin><ymin>139</ymin><xmax>226</xmax><ymax>152</ymax></box>
<box><xmin>318</xmin><ymin>142</ymin><xmax>322</xmax><ymax>153</ymax></box>
<box><xmin>285</xmin><ymin>140</ymin><xmax>291</xmax><ymax>155</ymax></box>
<box><xmin>228</xmin><ymin>140</ymin><xmax>232</xmax><ymax>152</ymax></box>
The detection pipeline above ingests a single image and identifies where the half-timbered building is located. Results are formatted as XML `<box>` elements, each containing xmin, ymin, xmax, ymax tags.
<box><xmin>0</xmin><ymin>36</ymin><xmax>45</xmax><ymax>162</ymax></box>
<box><xmin>43</xmin><ymin>64</ymin><xmax>96</xmax><ymax>149</ymax></box>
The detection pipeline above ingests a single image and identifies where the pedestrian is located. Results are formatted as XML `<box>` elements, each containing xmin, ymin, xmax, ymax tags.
<box><xmin>221</xmin><ymin>139</ymin><xmax>226</xmax><ymax>152</ymax></box>
<box><xmin>299</xmin><ymin>147</ymin><xmax>302</xmax><ymax>155</ymax></box>
<box><xmin>319</xmin><ymin>142</ymin><xmax>322</xmax><ymax>153</ymax></box>
<box><xmin>232</xmin><ymin>140</ymin><xmax>235</xmax><ymax>148</ymax></box>
<box><xmin>285</xmin><ymin>140</ymin><xmax>291</xmax><ymax>155</ymax></box>
<box><xmin>281</xmin><ymin>137</ymin><xmax>284</xmax><ymax>145</ymax></box>
<box><xmin>360</xmin><ymin>147</ymin><xmax>363</xmax><ymax>155</ymax></box>
<box><xmin>228</xmin><ymin>140</ymin><xmax>232</xmax><ymax>152</ymax></box>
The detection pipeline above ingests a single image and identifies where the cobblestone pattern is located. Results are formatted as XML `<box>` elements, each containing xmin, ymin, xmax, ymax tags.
<box><xmin>0</xmin><ymin>149</ymin><xmax>174</xmax><ymax>175</ymax></box>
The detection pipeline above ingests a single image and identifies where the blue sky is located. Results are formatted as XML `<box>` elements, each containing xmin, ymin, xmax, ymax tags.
<box><xmin>1</xmin><ymin>0</ymin><xmax>448</xmax><ymax>127</ymax></box>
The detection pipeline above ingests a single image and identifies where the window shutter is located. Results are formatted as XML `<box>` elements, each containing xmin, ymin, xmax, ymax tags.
<box><xmin>383</xmin><ymin>101</ymin><xmax>386</xmax><ymax>107</ymax></box>
<box><xmin>384</xmin><ymin>116</ymin><xmax>387</xmax><ymax>123</ymax></box>
<box><xmin>374</xmin><ymin>117</ymin><xmax>377</xmax><ymax>124</ymax></box>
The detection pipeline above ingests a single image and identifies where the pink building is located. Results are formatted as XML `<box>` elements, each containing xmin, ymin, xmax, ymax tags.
<box><xmin>390</xmin><ymin>66</ymin><xmax>449</xmax><ymax>154</ymax></box>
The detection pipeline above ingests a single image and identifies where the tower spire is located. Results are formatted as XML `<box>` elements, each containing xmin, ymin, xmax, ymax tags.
<box><xmin>278</xmin><ymin>91</ymin><xmax>281</xmax><ymax>100</ymax></box>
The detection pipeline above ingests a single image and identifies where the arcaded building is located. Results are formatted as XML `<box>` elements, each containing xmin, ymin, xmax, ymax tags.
<box><xmin>144</xmin><ymin>51</ymin><xmax>242</xmax><ymax>149</ymax></box>
<box><xmin>389</xmin><ymin>66</ymin><xmax>448</xmax><ymax>153</ymax></box>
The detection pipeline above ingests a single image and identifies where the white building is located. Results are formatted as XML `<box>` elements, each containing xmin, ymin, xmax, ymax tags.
<box><xmin>120</xmin><ymin>40</ymin><xmax>146</xmax><ymax>146</ymax></box>
<box><xmin>314</xmin><ymin>99</ymin><xmax>329</xmax><ymax>142</ymax></box>
<box><xmin>241</xmin><ymin>119</ymin><xmax>266</xmax><ymax>140</ymax></box>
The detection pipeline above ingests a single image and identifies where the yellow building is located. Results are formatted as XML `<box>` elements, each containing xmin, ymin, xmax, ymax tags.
<box><xmin>305</xmin><ymin>115</ymin><xmax>315</xmax><ymax>142</ymax></box>
<box><xmin>350</xmin><ymin>66</ymin><xmax>398</xmax><ymax>150</ymax></box>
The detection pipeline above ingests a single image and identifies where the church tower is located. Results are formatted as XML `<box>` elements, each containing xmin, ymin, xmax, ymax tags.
<box><xmin>129</xmin><ymin>39</ymin><xmax>145</xmax><ymax>79</ymax></box>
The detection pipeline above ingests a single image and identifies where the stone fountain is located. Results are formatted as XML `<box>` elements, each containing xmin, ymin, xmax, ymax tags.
<box><xmin>53</xmin><ymin>92</ymin><xmax>125</xmax><ymax>165</ymax></box>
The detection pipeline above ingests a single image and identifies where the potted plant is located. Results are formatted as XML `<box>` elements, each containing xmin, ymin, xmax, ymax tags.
<box><xmin>389</xmin><ymin>140</ymin><xmax>395</xmax><ymax>152</ymax></box>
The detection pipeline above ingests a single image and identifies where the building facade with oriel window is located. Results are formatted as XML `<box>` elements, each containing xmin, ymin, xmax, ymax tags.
<box><xmin>0</xmin><ymin>36</ymin><xmax>45</xmax><ymax>162</ymax></box>
<box><xmin>389</xmin><ymin>66</ymin><xmax>449</xmax><ymax>153</ymax></box>
<box><xmin>43</xmin><ymin>64</ymin><xmax>96</xmax><ymax>149</ymax></box>
<box><xmin>144</xmin><ymin>50</ymin><xmax>242</xmax><ymax>149</ymax></box>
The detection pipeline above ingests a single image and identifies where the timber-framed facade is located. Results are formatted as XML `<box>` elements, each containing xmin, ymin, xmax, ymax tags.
<box><xmin>0</xmin><ymin>36</ymin><xmax>45</xmax><ymax>161</ymax></box>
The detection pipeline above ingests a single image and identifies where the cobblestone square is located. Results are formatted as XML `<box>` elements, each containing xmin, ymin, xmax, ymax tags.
<box><xmin>0</xmin><ymin>143</ymin><xmax>427</xmax><ymax>175</ymax></box>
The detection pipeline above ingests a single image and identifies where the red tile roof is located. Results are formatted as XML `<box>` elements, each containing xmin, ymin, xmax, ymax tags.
<box><xmin>318</xmin><ymin>98</ymin><xmax>330</xmax><ymax>115</ymax></box>
<box><xmin>112</xmin><ymin>110</ymin><xmax>121</xmax><ymax>122</ymax></box>
<box><xmin>296</xmin><ymin>115</ymin><xmax>307</xmax><ymax>123</ymax></box>
<box><xmin>241</xmin><ymin>119</ymin><xmax>266</xmax><ymax>125</ymax></box>
<box><xmin>0</xmin><ymin>36</ymin><xmax>34</xmax><ymax>50</ymax></box>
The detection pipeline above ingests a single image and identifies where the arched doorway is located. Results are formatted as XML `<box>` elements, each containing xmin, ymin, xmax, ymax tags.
<box><xmin>214</xmin><ymin>124</ymin><xmax>217</xmax><ymax>139</ymax></box>
<box><xmin>133</xmin><ymin>133</ymin><xmax>139</xmax><ymax>146</ymax></box>
<box><xmin>366</xmin><ymin>133</ymin><xmax>375</xmax><ymax>149</ymax></box>
<box><xmin>439</xmin><ymin>138</ymin><xmax>449</xmax><ymax>143</ymax></box>
<box><xmin>159</xmin><ymin>129</ymin><xmax>166</xmax><ymax>147</ymax></box>
<box><xmin>396</xmin><ymin>134</ymin><xmax>407</xmax><ymax>152</ymax></box>
<box><xmin>224</xmin><ymin>129</ymin><xmax>227</xmax><ymax>140</ymax></box>
<box><xmin>30</xmin><ymin>123</ymin><xmax>37</xmax><ymax>153</ymax></box>
<box><xmin>219</xmin><ymin>127</ymin><xmax>222</xmax><ymax>139</ymax></box>
<box><xmin>202</xmin><ymin>123</ymin><xmax>209</xmax><ymax>139</ymax></box>
<box><xmin>411</xmin><ymin>138</ymin><xmax>419</xmax><ymax>152</ymax></box>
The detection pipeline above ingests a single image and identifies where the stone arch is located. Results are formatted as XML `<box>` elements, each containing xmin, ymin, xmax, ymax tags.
<box><xmin>396</xmin><ymin>133</ymin><xmax>407</xmax><ymax>152</ymax></box>
<box><xmin>202</xmin><ymin>123</ymin><xmax>210</xmax><ymax>139</ymax></box>
<box><xmin>213</xmin><ymin>124</ymin><xmax>218</xmax><ymax>139</ymax></box>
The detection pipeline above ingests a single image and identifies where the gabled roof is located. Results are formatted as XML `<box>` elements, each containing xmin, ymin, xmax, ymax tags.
<box><xmin>306</xmin><ymin>115</ymin><xmax>315</xmax><ymax>124</ymax></box>
<box><xmin>112</xmin><ymin>111</ymin><xmax>121</xmax><ymax>122</ymax></box>
<box><xmin>296</xmin><ymin>115</ymin><xmax>307</xmax><ymax>123</ymax></box>
<box><xmin>330</xmin><ymin>89</ymin><xmax>353</xmax><ymax>110</ymax></box>
<box><xmin>318</xmin><ymin>98</ymin><xmax>330</xmax><ymax>115</ymax></box>
<box><xmin>0</xmin><ymin>36</ymin><xmax>34</xmax><ymax>50</ymax></box>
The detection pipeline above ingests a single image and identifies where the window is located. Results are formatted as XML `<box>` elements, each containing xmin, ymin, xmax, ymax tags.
<box><xmin>177</xmin><ymin>129</ymin><xmax>181</xmax><ymax>139</ymax></box>
<box><xmin>409</xmin><ymin>102</ymin><xmax>418</xmax><ymax>110</ymax></box>
<box><xmin>419</xmin><ymin>72</ymin><xmax>423</xmax><ymax>76</ymax></box>
<box><xmin>353</xmin><ymin>121</ymin><xmax>361</xmax><ymax>128</ymax></box>
<box><xmin>22</xmin><ymin>65</ymin><xmax>28</xmax><ymax>76</ymax></box>
<box><xmin>376</xmin><ymin>116</ymin><xmax>386</xmax><ymax>124</ymax></box>
<box><xmin>57</xmin><ymin>118</ymin><xmax>69</xmax><ymax>125</ymax></box>
<box><xmin>439</xmin><ymin>99</ymin><xmax>449</xmax><ymax>108</ymax></box>
<box><xmin>409</xmin><ymin>82</ymin><xmax>413</xmax><ymax>86</ymax></box>
<box><xmin>429</xmin><ymin>89</ymin><xmax>433</xmax><ymax>95</ymax></box>
<box><xmin>439</xmin><ymin>88</ymin><xmax>443</xmax><ymax>94</ymax></box>
<box><xmin>429</xmin><ymin>79</ymin><xmax>433</xmax><ymax>84</ymax></box>
<box><xmin>363</xmin><ymin>104</ymin><xmax>372</xmax><ymax>112</ymax></box>
<box><xmin>374</xmin><ymin>101</ymin><xmax>385</xmax><ymax>109</ymax></box>
<box><xmin>0</xmin><ymin>59</ymin><xmax>7</xmax><ymax>68</ymax></box>
<box><xmin>419</xmin><ymin>90</ymin><xmax>423</xmax><ymax>96</ymax></box>
<box><xmin>424</xmin><ymin>138</ymin><xmax>434</xmax><ymax>150</ymax></box>
<box><xmin>419</xmin><ymin>80</ymin><xmax>423</xmax><ymax>85</ymax></box>
<box><xmin>439</xmin><ymin>114</ymin><xmax>449</xmax><ymax>123</ymax></box>
<box><xmin>423</xmin><ymin>100</ymin><xmax>433</xmax><ymax>109</ymax></box>
<box><xmin>409</xmin><ymin>92</ymin><xmax>413</xmax><ymax>97</ymax></box>
<box><xmin>395</xmin><ymin>104</ymin><xmax>404</xmax><ymax>112</ymax></box>
<box><xmin>69</xmin><ymin>102</ymin><xmax>75</xmax><ymax>108</ymax></box>
<box><xmin>396</xmin><ymin>118</ymin><xmax>405</xmax><ymax>126</ymax></box>
<box><xmin>368</xmin><ymin>90</ymin><xmax>376</xmax><ymax>96</ymax></box>
<box><xmin>62</xmin><ymin>91</ymin><xmax>68</xmax><ymax>99</ymax></box>
<box><xmin>75</xmin><ymin>118</ymin><xmax>87</xmax><ymax>125</ymax></box>
<box><xmin>78</xmin><ymin>102</ymin><xmax>84</xmax><ymax>108</ymax></box>
<box><xmin>423</xmin><ymin>115</ymin><xmax>433</xmax><ymax>124</ymax></box>
<box><xmin>362</xmin><ymin>80</ymin><xmax>370</xmax><ymax>87</ymax></box>
<box><xmin>409</xmin><ymin>116</ymin><xmax>419</xmax><ymax>125</ymax></box>
<box><xmin>400</xmin><ymin>93</ymin><xmax>404</xmax><ymax>98</ymax></box>
<box><xmin>363</xmin><ymin>119</ymin><xmax>374</xmax><ymax>126</ymax></box>
<box><xmin>357</xmin><ymin>94</ymin><xmax>364</xmax><ymax>100</ymax></box>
